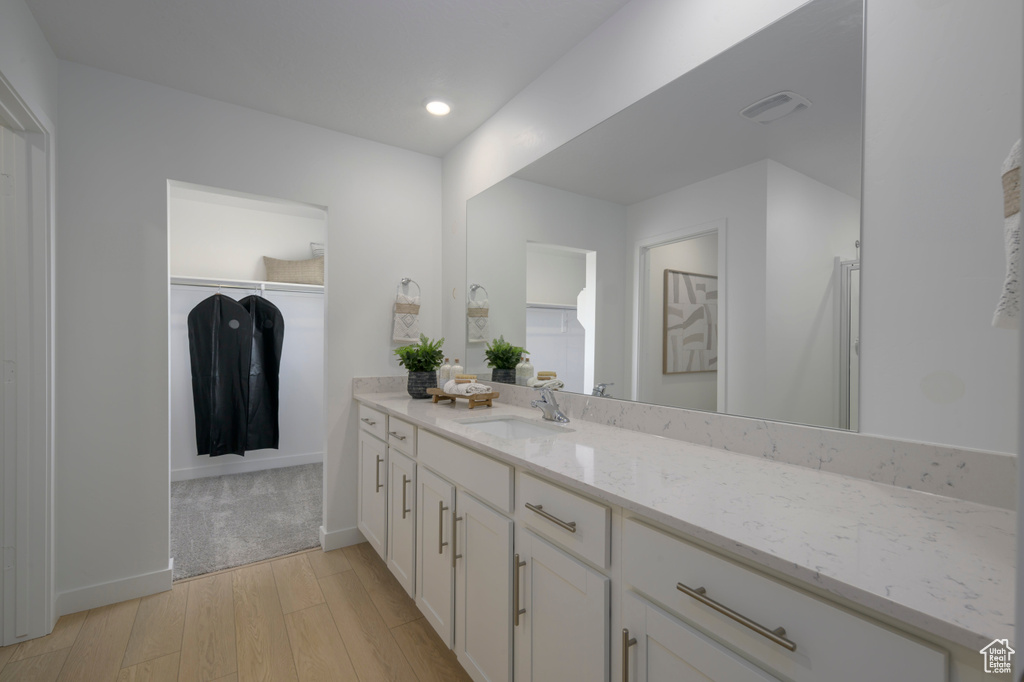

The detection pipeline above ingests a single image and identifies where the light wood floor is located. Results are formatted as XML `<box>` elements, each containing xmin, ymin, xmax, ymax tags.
<box><xmin>0</xmin><ymin>543</ymin><xmax>472</xmax><ymax>682</ymax></box>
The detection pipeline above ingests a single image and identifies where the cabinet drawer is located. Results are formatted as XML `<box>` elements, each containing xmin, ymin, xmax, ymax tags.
<box><xmin>621</xmin><ymin>518</ymin><xmax>947</xmax><ymax>682</ymax></box>
<box><xmin>358</xmin><ymin>404</ymin><xmax>387</xmax><ymax>441</ymax></box>
<box><xmin>419</xmin><ymin>431</ymin><xmax>513</xmax><ymax>513</ymax></box>
<box><xmin>517</xmin><ymin>473</ymin><xmax>610</xmax><ymax>568</ymax></box>
<box><xmin>387</xmin><ymin>416</ymin><xmax>416</xmax><ymax>456</ymax></box>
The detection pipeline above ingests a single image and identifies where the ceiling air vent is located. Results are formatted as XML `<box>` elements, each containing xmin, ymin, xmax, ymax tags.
<box><xmin>740</xmin><ymin>91</ymin><xmax>811</xmax><ymax>124</ymax></box>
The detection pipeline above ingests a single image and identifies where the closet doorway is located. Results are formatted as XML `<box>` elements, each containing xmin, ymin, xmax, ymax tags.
<box><xmin>167</xmin><ymin>181</ymin><xmax>327</xmax><ymax>580</ymax></box>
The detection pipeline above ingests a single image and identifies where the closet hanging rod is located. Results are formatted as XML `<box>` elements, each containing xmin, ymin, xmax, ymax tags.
<box><xmin>170</xmin><ymin>276</ymin><xmax>324</xmax><ymax>295</ymax></box>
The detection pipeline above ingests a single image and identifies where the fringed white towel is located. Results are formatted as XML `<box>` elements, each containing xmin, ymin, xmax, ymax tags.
<box><xmin>527</xmin><ymin>377</ymin><xmax>565</xmax><ymax>390</ymax></box>
<box><xmin>393</xmin><ymin>293</ymin><xmax>421</xmax><ymax>342</ymax></box>
<box><xmin>468</xmin><ymin>298</ymin><xmax>490</xmax><ymax>343</ymax></box>
<box><xmin>443</xmin><ymin>379</ymin><xmax>492</xmax><ymax>395</ymax></box>
<box><xmin>993</xmin><ymin>139</ymin><xmax>1021</xmax><ymax>329</ymax></box>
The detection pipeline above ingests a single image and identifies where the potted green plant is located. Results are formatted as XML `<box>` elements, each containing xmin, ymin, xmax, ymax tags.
<box><xmin>394</xmin><ymin>334</ymin><xmax>445</xmax><ymax>398</ymax></box>
<box><xmin>484</xmin><ymin>335</ymin><xmax>528</xmax><ymax>384</ymax></box>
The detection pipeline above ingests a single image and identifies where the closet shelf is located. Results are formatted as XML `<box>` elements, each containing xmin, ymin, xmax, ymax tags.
<box><xmin>170</xmin><ymin>276</ymin><xmax>324</xmax><ymax>294</ymax></box>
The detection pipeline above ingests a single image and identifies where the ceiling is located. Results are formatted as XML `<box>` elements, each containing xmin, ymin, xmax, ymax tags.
<box><xmin>514</xmin><ymin>0</ymin><xmax>864</xmax><ymax>204</ymax></box>
<box><xmin>25</xmin><ymin>0</ymin><xmax>631</xmax><ymax>157</ymax></box>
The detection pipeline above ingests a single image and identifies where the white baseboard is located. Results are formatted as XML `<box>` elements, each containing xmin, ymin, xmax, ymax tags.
<box><xmin>55</xmin><ymin>560</ymin><xmax>173</xmax><ymax>616</ymax></box>
<box><xmin>319</xmin><ymin>525</ymin><xmax>364</xmax><ymax>552</ymax></box>
<box><xmin>171</xmin><ymin>451</ymin><xmax>323</xmax><ymax>482</ymax></box>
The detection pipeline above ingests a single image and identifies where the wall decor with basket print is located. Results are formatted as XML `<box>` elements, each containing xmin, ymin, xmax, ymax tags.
<box><xmin>663</xmin><ymin>269</ymin><xmax>718</xmax><ymax>374</ymax></box>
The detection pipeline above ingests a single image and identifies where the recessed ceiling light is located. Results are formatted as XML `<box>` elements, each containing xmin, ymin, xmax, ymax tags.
<box><xmin>425</xmin><ymin>100</ymin><xmax>451</xmax><ymax>116</ymax></box>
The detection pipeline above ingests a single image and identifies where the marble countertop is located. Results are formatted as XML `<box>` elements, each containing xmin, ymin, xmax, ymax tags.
<box><xmin>355</xmin><ymin>392</ymin><xmax>1014</xmax><ymax>652</ymax></box>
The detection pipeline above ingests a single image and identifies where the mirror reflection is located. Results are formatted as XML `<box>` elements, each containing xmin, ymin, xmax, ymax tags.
<box><xmin>466</xmin><ymin>0</ymin><xmax>864</xmax><ymax>431</ymax></box>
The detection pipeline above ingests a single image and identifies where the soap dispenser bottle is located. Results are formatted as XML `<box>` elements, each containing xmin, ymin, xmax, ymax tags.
<box><xmin>451</xmin><ymin>358</ymin><xmax>464</xmax><ymax>380</ymax></box>
<box><xmin>519</xmin><ymin>355</ymin><xmax>534</xmax><ymax>386</ymax></box>
<box><xmin>438</xmin><ymin>357</ymin><xmax>452</xmax><ymax>386</ymax></box>
<box><xmin>515</xmin><ymin>356</ymin><xmax>525</xmax><ymax>385</ymax></box>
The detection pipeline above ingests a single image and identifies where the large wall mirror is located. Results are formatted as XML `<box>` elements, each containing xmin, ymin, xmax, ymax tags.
<box><xmin>466</xmin><ymin>0</ymin><xmax>864</xmax><ymax>431</ymax></box>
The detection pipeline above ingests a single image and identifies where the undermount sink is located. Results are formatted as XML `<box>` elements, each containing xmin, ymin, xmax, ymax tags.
<box><xmin>456</xmin><ymin>416</ymin><xmax>573</xmax><ymax>439</ymax></box>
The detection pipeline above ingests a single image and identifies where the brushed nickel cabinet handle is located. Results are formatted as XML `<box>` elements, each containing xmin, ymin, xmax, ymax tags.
<box><xmin>361</xmin><ymin>417</ymin><xmax>377</xmax><ymax>426</ymax></box>
<box><xmin>401</xmin><ymin>475</ymin><xmax>411</xmax><ymax>519</ymax></box>
<box><xmin>374</xmin><ymin>455</ymin><xmax>384</xmax><ymax>493</ymax></box>
<box><xmin>452</xmin><ymin>512</ymin><xmax>463</xmax><ymax>568</ymax></box>
<box><xmin>622</xmin><ymin>628</ymin><xmax>637</xmax><ymax>681</ymax></box>
<box><xmin>513</xmin><ymin>554</ymin><xmax>527</xmax><ymax>627</ymax></box>
<box><xmin>389</xmin><ymin>431</ymin><xmax>407</xmax><ymax>441</ymax></box>
<box><xmin>676</xmin><ymin>582</ymin><xmax>796</xmax><ymax>652</ymax></box>
<box><xmin>525</xmin><ymin>502</ymin><xmax>577</xmax><ymax>533</ymax></box>
<box><xmin>438</xmin><ymin>502</ymin><xmax>449</xmax><ymax>555</ymax></box>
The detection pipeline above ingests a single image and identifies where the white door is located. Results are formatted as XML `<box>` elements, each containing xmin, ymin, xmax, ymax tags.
<box><xmin>455</xmin><ymin>491</ymin><xmax>513</xmax><ymax>682</ymax></box>
<box><xmin>514</xmin><ymin>529</ymin><xmax>609</xmax><ymax>682</ymax></box>
<box><xmin>622</xmin><ymin>592</ymin><xmax>780</xmax><ymax>682</ymax></box>
<box><xmin>357</xmin><ymin>430</ymin><xmax>387</xmax><ymax>559</ymax></box>
<box><xmin>416</xmin><ymin>466</ymin><xmax>455</xmax><ymax>647</ymax></box>
<box><xmin>387</xmin><ymin>449</ymin><xmax>416</xmax><ymax>596</ymax></box>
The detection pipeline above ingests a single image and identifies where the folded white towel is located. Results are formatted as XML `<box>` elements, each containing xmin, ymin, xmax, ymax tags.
<box><xmin>443</xmin><ymin>379</ymin><xmax>493</xmax><ymax>395</ymax></box>
<box><xmin>393</xmin><ymin>293</ymin><xmax>421</xmax><ymax>342</ymax></box>
<box><xmin>527</xmin><ymin>377</ymin><xmax>564</xmax><ymax>390</ymax></box>
<box><xmin>468</xmin><ymin>298</ymin><xmax>490</xmax><ymax>343</ymax></box>
<box><xmin>994</xmin><ymin>139</ymin><xmax>1022</xmax><ymax>329</ymax></box>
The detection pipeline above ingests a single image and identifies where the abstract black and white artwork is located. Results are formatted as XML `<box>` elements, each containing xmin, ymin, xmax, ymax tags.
<box><xmin>663</xmin><ymin>269</ymin><xmax>718</xmax><ymax>374</ymax></box>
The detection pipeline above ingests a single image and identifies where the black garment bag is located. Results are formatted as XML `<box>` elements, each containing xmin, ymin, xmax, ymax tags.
<box><xmin>187</xmin><ymin>294</ymin><xmax>252</xmax><ymax>457</ymax></box>
<box><xmin>238</xmin><ymin>295</ymin><xmax>285</xmax><ymax>451</ymax></box>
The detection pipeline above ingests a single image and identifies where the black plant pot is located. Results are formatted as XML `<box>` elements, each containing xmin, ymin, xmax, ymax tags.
<box><xmin>490</xmin><ymin>368</ymin><xmax>517</xmax><ymax>384</ymax></box>
<box><xmin>407</xmin><ymin>371</ymin><xmax>437</xmax><ymax>399</ymax></box>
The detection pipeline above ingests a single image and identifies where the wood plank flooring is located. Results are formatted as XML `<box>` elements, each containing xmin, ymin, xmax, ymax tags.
<box><xmin>1</xmin><ymin>545</ymin><xmax>471</xmax><ymax>682</ymax></box>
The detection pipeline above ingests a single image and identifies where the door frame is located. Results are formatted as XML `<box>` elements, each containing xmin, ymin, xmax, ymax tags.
<box><xmin>632</xmin><ymin>219</ymin><xmax>727</xmax><ymax>409</ymax></box>
<box><xmin>0</xmin><ymin>68</ymin><xmax>56</xmax><ymax>644</ymax></box>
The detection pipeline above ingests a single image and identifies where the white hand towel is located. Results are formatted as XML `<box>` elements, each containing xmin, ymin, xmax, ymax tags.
<box><xmin>468</xmin><ymin>298</ymin><xmax>490</xmax><ymax>343</ymax></box>
<box><xmin>993</xmin><ymin>139</ymin><xmax>1021</xmax><ymax>329</ymax></box>
<box><xmin>393</xmin><ymin>293</ymin><xmax>421</xmax><ymax>342</ymax></box>
<box><xmin>443</xmin><ymin>379</ymin><xmax>493</xmax><ymax>395</ymax></box>
<box><xmin>527</xmin><ymin>377</ymin><xmax>565</xmax><ymax>390</ymax></box>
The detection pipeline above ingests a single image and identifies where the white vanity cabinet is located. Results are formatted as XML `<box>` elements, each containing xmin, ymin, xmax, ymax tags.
<box><xmin>416</xmin><ymin>466</ymin><xmax>456</xmax><ymax>647</ymax></box>
<box><xmin>356</xmin><ymin>427</ymin><xmax>388</xmax><ymax>559</ymax></box>
<box><xmin>622</xmin><ymin>592</ymin><xmax>781</xmax><ymax>682</ymax></box>
<box><xmin>513</xmin><ymin>528</ymin><xmax>609</xmax><ymax>682</ymax></box>
<box><xmin>386</xmin><ymin>448</ymin><xmax>416</xmax><ymax>596</ymax></box>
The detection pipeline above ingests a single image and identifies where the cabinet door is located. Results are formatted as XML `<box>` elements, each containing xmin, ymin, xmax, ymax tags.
<box><xmin>455</xmin><ymin>491</ymin><xmax>513</xmax><ymax>682</ymax></box>
<box><xmin>416</xmin><ymin>466</ymin><xmax>455</xmax><ymax>648</ymax></box>
<box><xmin>514</xmin><ymin>529</ymin><xmax>609</xmax><ymax>682</ymax></box>
<box><xmin>622</xmin><ymin>593</ymin><xmax>780</xmax><ymax>682</ymax></box>
<box><xmin>387</xmin><ymin>449</ymin><xmax>416</xmax><ymax>596</ymax></box>
<box><xmin>357</xmin><ymin>430</ymin><xmax>387</xmax><ymax>560</ymax></box>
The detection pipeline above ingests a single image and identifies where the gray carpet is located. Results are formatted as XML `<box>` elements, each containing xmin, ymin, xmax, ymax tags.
<box><xmin>171</xmin><ymin>463</ymin><xmax>322</xmax><ymax>580</ymax></box>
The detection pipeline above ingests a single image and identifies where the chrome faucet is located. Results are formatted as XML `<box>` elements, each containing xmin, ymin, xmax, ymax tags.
<box><xmin>592</xmin><ymin>382</ymin><xmax>614</xmax><ymax>397</ymax></box>
<box><xmin>531</xmin><ymin>387</ymin><xmax>569</xmax><ymax>423</ymax></box>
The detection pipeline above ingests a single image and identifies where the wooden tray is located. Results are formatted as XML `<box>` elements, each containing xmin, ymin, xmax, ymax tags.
<box><xmin>427</xmin><ymin>387</ymin><xmax>499</xmax><ymax>409</ymax></box>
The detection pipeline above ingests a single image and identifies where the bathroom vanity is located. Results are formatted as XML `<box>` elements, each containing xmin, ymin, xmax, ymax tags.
<box><xmin>355</xmin><ymin>388</ymin><xmax>1011</xmax><ymax>682</ymax></box>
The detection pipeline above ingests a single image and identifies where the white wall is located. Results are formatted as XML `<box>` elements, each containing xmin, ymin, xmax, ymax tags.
<box><xmin>641</xmin><ymin>232</ymin><xmax>718</xmax><ymax>411</ymax></box>
<box><xmin>54</xmin><ymin>61</ymin><xmax>441</xmax><ymax>612</ymax></box>
<box><xmin>465</xmin><ymin>177</ymin><xmax>627</xmax><ymax>387</ymax></box>
<box><xmin>628</xmin><ymin>161</ymin><xmax>768</xmax><ymax>418</ymax></box>
<box><xmin>860</xmin><ymin>0</ymin><xmax>1022</xmax><ymax>453</ymax></box>
<box><xmin>169</xmin><ymin>184</ymin><xmax>327</xmax><ymax>281</ymax></box>
<box><xmin>0</xmin><ymin>0</ymin><xmax>58</xmax><ymax>129</ymax></box>
<box><xmin>764</xmin><ymin>160</ymin><xmax>859</xmax><ymax>428</ymax></box>
<box><xmin>526</xmin><ymin>244</ymin><xmax>586</xmax><ymax>306</ymax></box>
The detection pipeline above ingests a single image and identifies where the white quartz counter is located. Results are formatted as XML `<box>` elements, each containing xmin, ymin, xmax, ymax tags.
<box><xmin>354</xmin><ymin>392</ymin><xmax>1014</xmax><ymax>652</ymax></box>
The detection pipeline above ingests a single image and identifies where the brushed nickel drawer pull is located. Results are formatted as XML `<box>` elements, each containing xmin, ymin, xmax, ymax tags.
<box><xmin>389</xmin><ymin>431</ymin><xmax>407</xmax><ymax>441</ymax></box>
<box><xmin>676</xmin><ymin>582</ymin><xmax>797</xmax><ymax>652</ymax></box>
<box><xmin>513</xmin><ymin>554</ymin><xmax>527</xmax><ymax>627</ymax></box>
<box><xmin>361</xmin><ymin>417</ymin><xmax>377</xmax><ymax>426</ymax></box>
<box><xmin>438</xmin><ymin>502</ymin><xmax>449</xmax><ymax>554</ymax></box>
<box><xmin>401</xmin><ymin>475</ymin><xmax>411</xmax><ymax>519</ymax></box>
<box><xmin>525</xmin><ymin>502</ymin><xmax>577</xmax><ymax>533</ymax></box>
<box><xmin>374</xmin><ymin>455</ymin><xmax>384</xmax><ymax>493</ymax></box>
<box><xmin>622</xmin><ymin>628</ymin><xmax>637</xmax><ymax>681</ymax></box>
<box><xmin>452</xmin><ymin>512</ymin><xmax>463</xmax><ymax>568</ymax></box>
